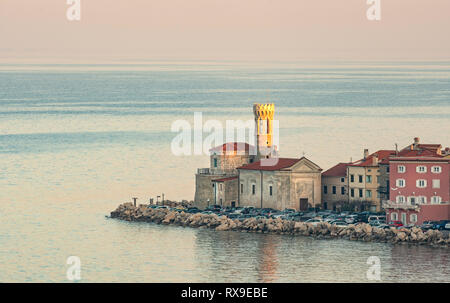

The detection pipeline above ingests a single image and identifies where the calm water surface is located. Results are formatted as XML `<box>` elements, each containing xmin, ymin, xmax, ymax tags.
<box><xmin>0</xmin><ymin>61</ymin><xmax>449</xmax><ymax>282</ymax></box>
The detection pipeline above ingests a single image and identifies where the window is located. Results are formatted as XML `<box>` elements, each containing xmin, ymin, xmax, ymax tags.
<box><xmin>359</xmin><ymin>189</ymin><xmax>363</xmax><ymax>198</ymax></box>
<box><xmin>396</xmin><ymin>179</ymin><xmax>405</xmax><ymax>188</ymax></box>
<box><xmin>366</xmin><ymin>175</ymin><xmax>372</xmax><ymax>183</ymax></box>
<box><xmin>408</xmin><ymin>196</ymin><xmax>416</xmax><ymax>205</ymax></box>
<box><xmin>396</xmin><ymin>196</ymin><xmax>405</xmax><ymax>204</ymax></box>
<box><xmin>269</xmin><ymin>185</ymin><xmax>273</xmax><ymax>196</ymax></box>
<box><xmin>341</xmin><ymin>187</ymin><xmax>345</xmax><ymax>195</ymax></box>
<box><xmin>350</xmin><ymin>175</ymin><xmax>355</xmax><ymax>182</ymax></box>
<box><xmin>431</xmin><ymin>196</ymin><xmax>442</xmax><ymax>204</ymax></box>
<box><xmin>418</xmin><ymin>196</ymin><xmax>427</xmax><ymax>204</ymax></box>
<box><xmin>219</xmin><ymin>183</ymin><xmax>223</xmax><ymax>191</ymax></box>
<box><xmin>416</xmin><ymin>179</ymin><xmax>427</xmax><ymax>188</ymax></box>
<box><xmin>387</xmin><ymin>166</ymin><xmax>390</xmax><ymax>173</ymax></box>
<box><xmin>416</xmin><ymin>166</ymin><xmax>427</xmax><ymax>173</ymax></box>
<box><xmin>213</xmin><ymin>158</ymin><xmax>218</xmax><ymax>168</ymax></box>
<box><xmin>324</xmin><ymin>186</ymin><xmax>328</xmax><ymax>194</ymax></box>
<box><xmin>398</xmin><ymin>165</ymin><xmax>406</xmax><ymax>173</ymax></box>
<box><xmin>332</xmin><ymin>186</ymin><xmax>336</xmax><ymax>195</ymax></box>
<box><xmin>366</xmin><ymin>190</ymin><xmax>372</xmax><ymax>198</ymax></box>
<box><xmin>341</xmin><ymin>177</ymin><xmax>345</xmax><ymax>183</ymax></box>
<box><xmin>350</xmin><ymin>188</ymin><xmax>355</xmax><ymax>197</ymax></box>
<box><xmin>252</xmin><ymin>184</ymin><xmax>256</xmax><ymax>195</ymax></box>
<box><xmin>410</xmin><ymin>214</ymin><xmax>418</xmax><ymax>224</ymax></box>
<box><xmin>358</xmin><ymin>175</ymin><xmax>363</xmax><ymax>183</ymax></box>
<box><xmin>401</xmin><ymin>213</ymin><xmax>407</xmax><ymax>225</ymax></box>
<box><xmin>432</xmin><ymin>166</ymin><xmax>442</xmax><ymax>173</ymax></box>
<box><xmin>391</xmin><ymin>212</ymin><xmax>398</xmax><ymax>221</ymax></box>
<box><xmin>432</xmin><ymin>179</ymin><xmax>440</xmax><ymax>189</ymax></box>
<box><xmin>376</xmin><ymin>176</ymin><xmax>380</xmax><ymax>183</ymax></box>
<box><xmin>240</xmin><ymin>183</ymin><xmax>243</xmax><ymax>194</ymax></box>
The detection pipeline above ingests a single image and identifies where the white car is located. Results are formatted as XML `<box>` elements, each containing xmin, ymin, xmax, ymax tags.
<box><xmin>305</xmin><ymin>218</ymin><xmax>322</xmax><ymax>226</ymax></box>
<box><xmin>445</xmin><ymin>222</ymin><xmax>450</xmax><ymax>230</ymax></box>
<box><xmin>333</xmin><ymin>221</ymin><xmax>348</xmax><ymax>227</ymax></box>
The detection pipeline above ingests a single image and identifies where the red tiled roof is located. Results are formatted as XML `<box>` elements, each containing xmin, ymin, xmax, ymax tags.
<box><xmin>389</xmin><ymin>157</ymin><xmax>449</xmax><ymax>162</ymax></box>
<box><xmin>237</xmin><ymin>158</ymin><xmax>302</xmax><ymax>171</ymax></box>
<box><xmin>397</xmin><ymin>149</ymin><xmax>442</xmax><ymax>158</ymax></box>
<box><xmin>209</xmin><ymin>142</ymin><xmax>256</xmax><ymax>155</ymax></box>
<box><xmin>351</xmin><ymin>150</ymin><xmax>396</xmax><ymax>167</ymax></box>
<box><xmin>418</xmin><ymin>144</ymin><xmax>441</xmax><ymax>151</ymax></box>
<box><xmin>401</xmin><ymin>143</ymin><xmax>442</xmax><ymax>153</ymax></box>
<box><xmin>322</xmin><ymin>163</ymin><xmax>350</xmax><ymax>177</ymax></box>
<box><xmin>212</xmin><ymin>176</ymin><xmax>238</xmax><ymax>182</ymax></box>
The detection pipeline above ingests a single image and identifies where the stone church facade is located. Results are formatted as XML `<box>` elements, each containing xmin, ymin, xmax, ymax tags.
<box><xmin>237</xmin><ymin>157</ymin><xmax>322</xmax><ymax>211</ymax></box>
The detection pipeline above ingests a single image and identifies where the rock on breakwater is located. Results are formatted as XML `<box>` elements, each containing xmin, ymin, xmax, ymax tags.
<box><xmin>110</xmin><ymin>203</ymin><xmax>450</xmax><ymax>248</ymax></box>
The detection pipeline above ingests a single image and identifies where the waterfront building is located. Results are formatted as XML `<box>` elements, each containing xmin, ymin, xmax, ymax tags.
<box><xmin>194</xmin><ymin>103</ymin><xmax>277</xmax><ymax>209</ymax></box>
<box><xmin>383</xmin><ymin>138</ymin><xmax>450</xmax><ymax>225</ymax></box>
<box><xmin>347</xmin><ymin>149</ymin><xmax>396</xmax><ymax>212</ymax></box>
<box><xmin>321</xmin><ymin>163</ymin><xmax>350</xmax><ymax>211</ymax></box>
<box><xmin>194</xmin><ymin>142</ymin><xmax>256</xmax><ymax>209</ymax></box>
<box><xmin>194</xmin><ymin>103</ymin><xmax>321</xmax><ymax>211</ymax></box>
<box><xmin>238</xmin><ymin>157</ymin><xmax>322</xmax><ymax>211</ymax></box>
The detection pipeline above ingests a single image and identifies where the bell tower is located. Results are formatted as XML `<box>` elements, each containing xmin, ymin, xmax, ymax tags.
<box><xmin>253</xmin><ymin>103</ymin><xmax>275</xmax><ymax>159</ymax></box>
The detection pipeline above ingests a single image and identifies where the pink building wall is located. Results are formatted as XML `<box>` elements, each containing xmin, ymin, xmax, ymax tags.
<box><xmin>386</xmin><ymin>160</ymin><xmax>450</xmax><ymax>225</ymax></box>
<box><xmin>390</xmin><ymin>161</ymin><xmax>449</xmax><ymax>203</ymax></box>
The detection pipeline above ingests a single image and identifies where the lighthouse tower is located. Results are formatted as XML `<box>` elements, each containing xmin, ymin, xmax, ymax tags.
<box><xmin>253</xmin><ymin>103</ymin><xmax>275</xmax><ymax>159</ymax></box>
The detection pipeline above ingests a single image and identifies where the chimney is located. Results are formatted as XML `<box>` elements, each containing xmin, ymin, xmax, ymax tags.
<box><xmin>413</xmin><ymin>137</ymin><xmax>420</xmax><ymax>150</ymax></box>
<box><xmin>363</xmin><ymin>149</ymin><xmax>369</xmax><ymax>160</ymax></box>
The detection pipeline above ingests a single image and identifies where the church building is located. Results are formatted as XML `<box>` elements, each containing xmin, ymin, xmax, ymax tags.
<box><xmin>193</xmin><ymin>103</ymin><xmax>322</xmax><ymax>211</ymax></box>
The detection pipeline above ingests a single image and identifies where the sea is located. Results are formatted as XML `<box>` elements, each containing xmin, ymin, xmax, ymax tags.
<box><xmin>0</xmin><ymin>61</ymin><xmax>449</xmax><ymax>282</ymax></box>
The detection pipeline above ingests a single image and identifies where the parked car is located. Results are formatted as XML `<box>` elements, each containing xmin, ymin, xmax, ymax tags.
<box><xmin>369</xmin><ymin>220</ymin><xmax>384</xmax><ymax>227</ymax></box>
<box><xmin>305</xmin><ymin>218</ymin><xmax>322</xmax><ymax>226</ymax></box>
<box><xmin>186</xmin><ymin>207</ymin><xmax>201</xmax><ymax>214</ymax></box>
<box><xmin>445</xmin><ymin>222</ymin><xmax>450</xmax><ymax>230</ymax></box>
<box><xmin>420</xmin><ymin>221</ymin><xmax>436</xmax><ymax>230</ymax></box>
<box><xmin>388</xmin><ymin>220</ymin><xmax>404</xmax><ymax>227</ymax></box>
<box><xmin>345</xmin><ymin>215</ymin><xmax>359</xmax><ymax>224</ymax></box>
<box><xmin>433</xmin><ymin>220</ymin><xmax>450</xmax><ymax>230</ymax></box>
<box><xmin>332</xmin><ymin>221</ymin><xmax>348</xmax><ymax>227</ymax></box>
<box><xmin>377</xmin><ymin>224</ymin><xmax>391</xmax><ymax>229</ymax></box>
<box><xmin>368</xmin><ymin>215</ymin><xmax>386</xmax><ymax>223</ymax></box>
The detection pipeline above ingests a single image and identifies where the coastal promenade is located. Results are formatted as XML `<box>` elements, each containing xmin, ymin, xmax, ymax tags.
<box><xmin>110</xmin><ymin>203</ymin><xmax>450</xmax><ymax>248</ymax></box>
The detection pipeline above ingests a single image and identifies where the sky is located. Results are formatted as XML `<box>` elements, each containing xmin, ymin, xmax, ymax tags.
<box><xmin>1</xmin><ymin>0</ymin><xmax>450</xmax><ymax>63</ymax></box>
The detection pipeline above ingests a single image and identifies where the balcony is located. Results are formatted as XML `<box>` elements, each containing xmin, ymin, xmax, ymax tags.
<box><xmin>197</xmin><ymin>168</ymin><xmax>237</xmax><ymax>175</ymax></box>
<box><xmin>382</xmin><ymin>200</ymin><xmax>419</xmax><ymax>210</ymax></box>
<box><xmin>197</xmin><ymin>168</ymin><xmax>210</xmax><ymax>175</ymax></box>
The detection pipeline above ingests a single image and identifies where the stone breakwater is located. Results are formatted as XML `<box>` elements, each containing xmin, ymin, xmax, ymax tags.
<box><xmin>110</xmin><ymin>203</ymin><xmax>449</xmax><ymax>248</ymax></box>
